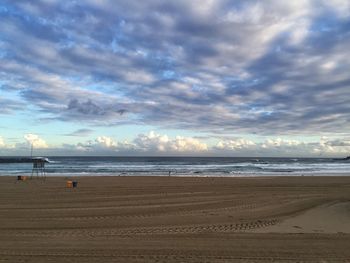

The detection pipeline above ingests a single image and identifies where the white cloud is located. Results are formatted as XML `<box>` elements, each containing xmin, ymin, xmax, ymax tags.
<box><xmin>72</xmin><ymin>132</ymin><xmax>207</xmax><ymax>154</ymax></box>
<box><xmin>190</xmin><ymin>0</ymin><xmax>219</xmax><ymax>17</ymax></box>
<box><xmin>122</xmin><ymin>70</ymin><xmax>155</xmax><ymax>84</ymax></box>
<box><xmin>134</xmin><ymin>131</ymin><xmax>170</xmax><ymax>152</ymax></box>
<box><xmin>2</xmin><ymin>133</ymin><xmax>350</xmax><ymax>157</ymax></box>
<box><xmin>321</xmin><ymin>61</ymin><xmax>337</xmax><ymax>71</ymax></box>
<box><xmin>171</xmin><ymin>136</ymin><xmax>208</xmax><ymax>152</ymax></box>
<box><xmin>262</xmin><ymin>138</ymin><xmax>302</xmax><ymax>148</ymax></box>
<box><xmin>222</xmin><ymin>3</ymin><xmax>265</xmax><ymax>24</ymax></box>
<box><xmin>76</xmin><ymin>137</ymin><xmax>116</xmax><ymax>151</ymax></box>
<box><xmin>289</xmin><ymin>20</ymin><xmax>310</xmax><ymax>45</ymax></box>
<box><xmin>24</xmin><ymin>134</ymin><xmax>48</xmax><ymax>148</ymax></box>
<box><xmin>133</xmin><ymin>131</ymin><xmax>207</xmax><ymax>153</ymax></box>
<box><xmin>0</xmin><ymin>136</ymin><xmax>5</xmax><ymax>148</ymax></box>
<box><xmin>95</xmin><ymin>136</ymin><xmax>118</xmax><ymax>148</ymax></box>
<box><xmin>322</xmin><ymin>0</ymin><xmax>350</xmax><ymax>18</ymax></box>
<box><xmin>214</xmin><ymin>136</ymin><xmax>350</xmax><ymax>157</ymax></box>
<box><xmin>216</xmin><ymin>138</ymin><xmax>256</xmax><ymax>150</ymax></box>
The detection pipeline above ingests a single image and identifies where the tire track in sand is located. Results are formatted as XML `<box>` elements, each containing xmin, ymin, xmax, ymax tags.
<box><xmin>0</xmin><ymin>219</ymin><xmax>278</xmax><ymax>238</ymax></box>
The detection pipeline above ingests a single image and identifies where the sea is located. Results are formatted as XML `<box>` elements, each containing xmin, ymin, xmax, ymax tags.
<box><xmin>0</xmin><ymin>156</ymin><xmax>349</xmax><ymax>177</ymax></box>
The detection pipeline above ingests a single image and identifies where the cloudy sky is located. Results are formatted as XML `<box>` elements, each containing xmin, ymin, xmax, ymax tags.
<box><xmin>1</xmin><ymin>0</ymin><xmax>350</xmax><ymax>157</ymax></box>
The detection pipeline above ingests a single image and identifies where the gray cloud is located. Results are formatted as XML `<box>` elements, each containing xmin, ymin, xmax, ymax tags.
<box><xmin>325</xmin><ymin>138</ymin><xmax>350</xmax><ymax>147</ymax></box>
<box><xmin>68</xmin><ymin>99</ymin><xmax>106</xmax><ymax>116</ymax></box>
<box><xmin>0</xmin><ymin>98</ymin><xmax>25</xmax><ymax>114</ymax></box>
<box><xmin>64</xmin><ymin>128</ymin><xmax>94</xmax><ymax>137</ymax></box>
<box><xmin>0</xmin><ymin>0</ymin><xmax>350</xmax><ymax>137</ymax></box>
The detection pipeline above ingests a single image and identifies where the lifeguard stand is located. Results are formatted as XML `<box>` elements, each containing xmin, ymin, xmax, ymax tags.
<box><xmin>31</xmin><ymin>158</ymin><xmax>47</xmax><ymax>179</ymax></box>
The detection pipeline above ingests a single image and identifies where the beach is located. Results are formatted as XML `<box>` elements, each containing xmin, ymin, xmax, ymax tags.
<box><xmin>1</xmin><ymin>175</ymin><xmax>350</xmax><ymax>262</ymax></box>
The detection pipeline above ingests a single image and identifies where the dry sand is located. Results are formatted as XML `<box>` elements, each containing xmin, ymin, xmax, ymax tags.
<box><xmin>1</xmin><ymin>175</ymin><xmax>350</xmax><ymax>262</ymax></box>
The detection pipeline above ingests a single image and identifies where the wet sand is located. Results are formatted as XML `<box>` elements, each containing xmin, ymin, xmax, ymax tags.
<box><xmin>1</xmin><ymin>175</ymin><xmax>350</xmax><ymax>262</ymax></box>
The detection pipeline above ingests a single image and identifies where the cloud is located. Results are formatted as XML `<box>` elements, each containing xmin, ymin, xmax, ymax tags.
<box><xmin>0</xmin><ymin>136</ymin><xmax>22</xmax><ymax>152</ymax></box>
<box><xmin>0</xmin><ymin>0</ymin><xmax>349</xmax><ymax>138</ymax></box>
<box><xmin>172</xmin><ymin>136</ymin><xmax>208</xmax><ymax>152</ymax></box>
<box><xmin>325</xmin><ymin>138</ymin><xmax>350</xmax><ymax>147</ymax></box>
<box><xmin>0</xmin><ymin>136</ymin><xmax>5</xmax><ymax>148</ymax></box>
<box><xmin>0</xmin><ymin>136</ymin><xmax>15</xmax><ymax>151</ymax></box>
<box><xmin>64</xmin><ymin>128</ymin><xmax>93</xmax><ymax>137</ymax></box>
<box><xmin>71</xmin><ymin>131</ymin><xmax>207</xmax><ymax>154</ymax></box>
<box><xmin>0</xmin><ymin>97</ymin><xmax>25</xmax><ymax>114</ymax></box>
<box><xmin>67</xmin><ymin>99</ymin><xmax>105</xmax><ymax>116</ymax></box>
<box><xmin>1</xmin><ymin>132</ymin><xmax>350</xmax><ymax>157</ymax></box>
<box><xmin>64</xmin><ymin>99</ymin><xmax>128</xmax><ymax>121</ymax></box>
<box><xmin>261</xmin><ymin>138</ymin><xmax>302</xmax><ymax>148</ymax></box>
<box><xmin>75</xmin><ymin>136</ymin><xmax>134</xmax><ymax>152</ymax></box>
<box><xmin>214</xmin><ymin>136</ymin><xmax>350</xmax><ymax>157</ymax></box>
<box><xmin>216</xmin><ymin>138</ymin><xmax>256</xmax><ymax>150</ymax></box>
<box><xmin>134</xmin><ymin>131</ymin><xmax>208</xmax><ymax>152</ymax></box>
<box><xmin>311</xmin><ymin>136</ymin><xmax>350</xmax><ymax>155</ymax></box>
<box><xmin>95</xmin><ymin>136</ymin><xmax>118</xmax><ymax>148</ymax></box>
<box><xmin>24</xmin><ymin>134</ymin><xmax>48</xmax><ymax>148</ymax></box>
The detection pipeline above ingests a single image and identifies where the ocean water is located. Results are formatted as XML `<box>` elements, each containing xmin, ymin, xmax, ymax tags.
<box><xmin>0</xmin><ymin>156</ymin><xmax>349</xmax><ymax>176</ymax></box>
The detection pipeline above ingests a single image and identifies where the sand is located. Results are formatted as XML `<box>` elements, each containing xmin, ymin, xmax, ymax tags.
<box><xmin>1</xmin><ymin>175</ymin><xmax>350</xmax><ymax>262</ymax></box>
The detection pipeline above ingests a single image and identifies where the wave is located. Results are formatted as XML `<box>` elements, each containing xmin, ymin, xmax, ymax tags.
<box><xmin>1</xmin><ymin>157</ymin><xmax>350</xmax><ymax>176</ymax></box>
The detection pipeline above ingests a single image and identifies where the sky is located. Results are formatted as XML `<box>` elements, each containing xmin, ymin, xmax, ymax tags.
<box><xmin>0</xmin><ymin>0</ymin><xmax>350</xmax><ymax>157</ymax></box>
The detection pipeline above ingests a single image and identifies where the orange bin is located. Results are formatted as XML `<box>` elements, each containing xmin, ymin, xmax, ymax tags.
<box><xmin>66</xmin><ymin>180</ymin><xmax>73</xmax><ymax>188</ymax></box>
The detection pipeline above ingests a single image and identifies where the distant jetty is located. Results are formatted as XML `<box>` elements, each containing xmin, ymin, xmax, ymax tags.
<box><xmin>333</xmin><ymin>156</ymin><xmax>350</xmax><ymax>161</ymax></box>
<box><xmin>0</xmin><ymin>157</ymin><xmax>50</xmax><ymax>163</ymax></box>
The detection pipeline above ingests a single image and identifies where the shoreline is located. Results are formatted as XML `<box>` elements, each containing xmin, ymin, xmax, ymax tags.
<box><xmin>7</xmin><ymin>172</ymin><xmax>350</xmax><ymax>179</ymax></box>
<box><xmin>2</xmin><ymin>172</ymin><xmax>350</xmax><ymax>178</ymax></box>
